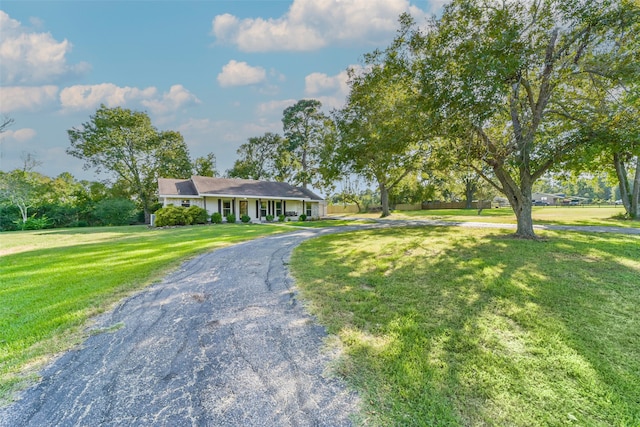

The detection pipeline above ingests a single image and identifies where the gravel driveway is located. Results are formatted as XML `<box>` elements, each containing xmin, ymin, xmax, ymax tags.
<box><xmin>0</xmin><ymin>228</ymin><xmax>360</xmax><ymax>427</ymax></box>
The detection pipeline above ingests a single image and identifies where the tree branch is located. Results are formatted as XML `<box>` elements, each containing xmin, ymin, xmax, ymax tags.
<box><xmin>470</xmin><ymin>164</ymin><xmax>504</xmax><ymax>193</ymax></box>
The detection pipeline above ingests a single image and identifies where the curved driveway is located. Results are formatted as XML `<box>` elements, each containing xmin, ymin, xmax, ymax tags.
<box><xmin>1</xmin><ymin>228</ymin><xmax>361</xmax><ymax>427</ymax></box>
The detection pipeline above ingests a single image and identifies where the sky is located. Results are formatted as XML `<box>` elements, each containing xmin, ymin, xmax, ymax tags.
<box><xmin>0</xmin><ymin>0</ymin><xmax>445</xmax><ymax>182</ymax></box>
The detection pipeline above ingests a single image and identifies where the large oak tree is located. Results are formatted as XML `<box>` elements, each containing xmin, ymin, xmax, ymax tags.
<box><xmin>414</xmin><ymin>0</ymin><xmax>638</xmax><ymax>237</ymax></box>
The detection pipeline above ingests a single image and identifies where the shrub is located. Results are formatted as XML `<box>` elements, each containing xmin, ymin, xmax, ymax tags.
<box><xmin>265</xmin><ymin>214</ymin><xmax>274</xmax><ymax>222</ymax></box>
<box><xmin>211</xmin><ymin>212</ymin><xmax>223</xmax><ymax>224</ymax></box>
<box><xmin>226</xmin><ymin>213</ymin><xmax>236</xmax><ymax>224</ymax></box>
<box><xmin>135</xmin><ymin>210</ymin><xmax>146</xmax><ymax>224</ymax></box>
<box><xmin>0</xmin><ymin>204</ymin><xmax>21</xmax><ymax>231</ymax></box>
<box><xmin>35</xmin><ymin>203</ymin><xmax>77</xmax><ymax>228</ymax></box>
<box><xmin>94</xmin><ymin>198</ymin><xmax>136</xmax><ymax>226</ymax></box>
<box><xmin>241</xmin><ymin>214</ymin><xmax>251</xmax><ymax>223</ymax></box>
<box><xmin>149</xmin><ymin>202</ymin><xmax>163</xmax><ymax>213</ymax></box>
<box><xmin>154</xmin><ymin>205</ymin><xmax>188</xmax><ymax>227</ymax></box>
<box><xmin>14</xmin><ymin>215</ymin><xmax>51</xmax><ymax>230</ymax></box>
<box><xmin>186</xmin><ymin>206</ymin><xmax>208</xmax><ymax>225</ymax></box>
<box><xmin>298</xmin><ymin>214</ymin><xmax>307</xmax><ymax>222</ymax></box>
<box><xmin>278</xmin><ymin>214</ymin><xmax>285</xmax><ymax>222</ymax></box>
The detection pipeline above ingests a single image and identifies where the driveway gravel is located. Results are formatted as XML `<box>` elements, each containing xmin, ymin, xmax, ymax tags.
<box><xmin>0</xmin><ymin>228</ymin><xmax>361</xmax><ymax>427</ymax></box>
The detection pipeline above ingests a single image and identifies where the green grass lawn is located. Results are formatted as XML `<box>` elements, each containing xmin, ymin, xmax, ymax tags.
<box><xmin>291</xmin><ymin>227</ymin><xmax>640</xmax><ymax>426</ymax></box>
<box><xmin>0</xmin><ymin>224</ymin><xmax>285</xmax><ymax>402</ymax></box>
<box><xmin>339</xmin><ymin>206</ymin><xmax>636</xmax><ymax>228</ymax></box>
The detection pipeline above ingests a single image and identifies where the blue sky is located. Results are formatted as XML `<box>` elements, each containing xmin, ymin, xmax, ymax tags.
<box><xmin>1</xmin><ymin>0</ymin><xmax>443</xmax><ymax>181</ymax></box>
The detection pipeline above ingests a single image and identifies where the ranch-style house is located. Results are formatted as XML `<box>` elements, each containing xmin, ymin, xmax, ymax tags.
<box><xmin>158</xmin><ymin>176</ymin><xmax>326</xmax><ymax>222</ymax></box>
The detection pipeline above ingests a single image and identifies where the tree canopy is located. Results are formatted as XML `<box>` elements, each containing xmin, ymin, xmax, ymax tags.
<box><xmin>67</xmin><ymin>105</ymin><xmax>193</xmax><ymax>221</ymax></box>
<box><xmin>408</xmin><ymin>0</ymin><xmax>640</xmax><ymax>236</ymax></box>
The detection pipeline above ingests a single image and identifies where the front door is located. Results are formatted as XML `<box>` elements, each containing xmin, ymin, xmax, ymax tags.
<box><xmin>239</xmin><ymin>200</ymin><xmax>248</xmax><ymax>217</ymax></box>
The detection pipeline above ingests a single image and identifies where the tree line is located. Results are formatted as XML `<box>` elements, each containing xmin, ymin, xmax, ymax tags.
<box><xmin>1</xmin><ymin>0</ymin><xmax>638</xmax><ymax>238</ymax></box>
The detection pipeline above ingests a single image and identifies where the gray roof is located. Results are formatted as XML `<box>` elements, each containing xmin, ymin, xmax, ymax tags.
<box><xmin>158</xmin><ymin>176</ymin><xmax>323</xmax><ymax>201</ymax></box>
<box><xmin>158</xmin><ymin>178</ymin><xmax>198</xmax><ymax>196</ymax></box>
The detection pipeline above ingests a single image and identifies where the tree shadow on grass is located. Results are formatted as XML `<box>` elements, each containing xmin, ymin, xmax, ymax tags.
<box><xmin>293</xmin><ymin>227</ymin><xmax>640</xmax><ymax>426</ymax></box>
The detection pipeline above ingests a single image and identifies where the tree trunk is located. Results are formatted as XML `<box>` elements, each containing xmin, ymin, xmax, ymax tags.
<box><xmin>494</xmin><ymin>166</ymin><xmax>536</xmax><ymax>238</ymax></box>
<box><xmin>613</xmin><ymin>151</ymin><xmax>632</xmax><ymax>215</ymax></box>
<box><xmin>140</xmin><ymin>193</ymin><xmax>151</xmax><ymax>224</ymax></box>
<box><xmin>18</xmin><ymin>201</ymin><xmax>28</xmax><ymax>230</ymax></box>
<box><xmin>379</xmin><ymin>182</ymin><xmax>390</xmax><ymax>218</ymax></box>
<box><xmin>631</xmin><ymin>155</ymin><xmax>639</xmax><ymax>219</ymax></box>
<box><xmin>513</xmin><ymin>198</ymin><xmax>535</xmax><ymax>238</ymax></box>
<box><xmin>465</xmin><ymin>179</ymin><xmax>476</xmax><ymax>209</ymax></box>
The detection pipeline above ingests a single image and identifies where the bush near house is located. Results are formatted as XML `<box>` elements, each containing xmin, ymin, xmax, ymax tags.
<box><xmin>266</xmin><ymin>214</ymin><xmax>274</xmax><ymax>222</ymax></box>
<box><xmin>226</xmin><ymin>214</ymin><xmax>236</xmax><ymax>224</ymax></box>
<box><xmin>155</xmin><ymin>205</ymin><xmax>209</xmax><ymax>227</ymax></box>
<box><xmin>211</xmin><ymin>212</ymin><xmax>223</xmax><ymax>224</ymax></box>
<box><xmin>185</xmin><ymin>206</ymin><xmax>208</xmax><ymax>224</ymax></box>
<box><xmin>154</xmin><ymin>205</ymin><xmax>188</xmax><ymax>227</ymax></box>
<box><xmin>241</xmin><ymin>215</ymin><xmax>251</xmax><ymax>223</ymax></box>
<box><xmin>278</xmin><ymin>214</ymin><xmax>285</xmax><ymax>222</ymax></box>
<box><xmin>298</xmin><ymin>214</ymin><xmax>307</xmax><ymax>222</ymax></box>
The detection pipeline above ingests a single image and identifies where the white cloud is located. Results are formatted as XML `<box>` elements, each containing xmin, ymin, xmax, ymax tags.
<box><xmin>304</xmin><ymin>66</ymin><xmax>362</xmax><ymax>109</ymax></box>
<box><xmin>305</xmin><ymin>70</ymin><xmax>351</xmax><ymax>96</ymax></box>
<box><xmin>211</xmin><ymin>0</ymin><xmax>428</xmax><ymax>52</ymax></box>
<box><xmin>217</xmin><ymin>60</ymin><xmax>267</xmax><ymax>87</ymax></box>
<box><xmin>256</xmin><ymin>99</ymin><xmax>298</xmax><ymax>116</ymax></box>
<box><xmin>59</xmin><ymin>83</ymin><xmax>157</xmax><ymax>111</ymax></box>
<box><xmin>141</xmin><ymin>85</ymin><xmax>201</xmax><ymax>115</ymax></box>
<box><xmin>1</xmin><ymin>128</ymin><xmax>37</xmax><ymax>142</ymax></box>
<box><xmin>59</xmin><ymin>83</ymin><xmax>202</xmax><ymax>115</ymax></box>
<box><xmin>0</xmin><ymin>11</ymin><xmax>90</xmax><ymax>84</ymax></box>
<box><xmin>0</xmin><ymin>85</ymin><xmax>59</xmax><ymax>112</ymax></box>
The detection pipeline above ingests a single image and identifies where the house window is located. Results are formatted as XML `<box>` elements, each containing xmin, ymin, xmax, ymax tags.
<box><xmin>260</xmin><ymin>201</ymin><xmax>267</xmax><ymax>218</ymax></box>
<box><xmin>306</xmin><ymin>203</ymin><xmax>312</xmax><ymax>217</ymax></box>
<box><xmin>223</xmin><ymin>200</ymin><xmax>232</xmax><ymax>216</ymax></box>
<box><xmin>275</xmin><ymin>201</ymin><xmax>282</xmax><ymax>216</ymax></box>
<box><xmin>181</xmin><ymin>199</ymin><xmax>191</xmax><ymax>208</ymax></box>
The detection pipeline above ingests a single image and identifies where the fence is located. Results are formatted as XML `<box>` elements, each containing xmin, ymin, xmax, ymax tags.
<box><xmin>326</xmin><ymin>204</ymin><xmax>361</xmax><ymax>214</ymax></box>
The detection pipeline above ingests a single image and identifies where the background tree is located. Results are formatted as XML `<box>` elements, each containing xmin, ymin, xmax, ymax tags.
<box><xmin>193</xmin><ymin>152</ymin><xmax>218</xmax><ymax>177</ymax></box>
<box><xmin>282</xmin><ymin>99</ymin><xmax>333</xmax><ymax>189</ymax></box>
<box><xmin>0</xmin><ymin>115</ymin><xmax>14</xmax><ymax>133</ymax></box>
<box><xmin>67</xmin><ymin>105</ymin><xmax>192</xmax><ymax>222</ymax></box>
<box><xmin>556</xmin><ymin>7</ymin><xmax>640</xmax><ymax>217</ymax></box>
<box><xmin>226</xmin><ymin>132</ymin><xmax>290</xmax><ymax>181</ymax></box>
<box><xmin>334</xmin><ymin>29</ymin><xmax>434</xmax><ymax>217</ymax></box>
<box><xmin>413</xmin><ymin>0</ymin><xmax>638</xmax><ymax>237</ymax></box>
<box><xmin>0</xmin><ymin>170</ymin><xmax>48</xmax><ymax>228</ymax></box>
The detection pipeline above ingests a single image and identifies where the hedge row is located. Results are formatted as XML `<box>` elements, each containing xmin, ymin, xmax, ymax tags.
<box><xmin>154</xmin><ymin>205</ymin><xmax>309</xmax><ymax>227</ymax></box>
